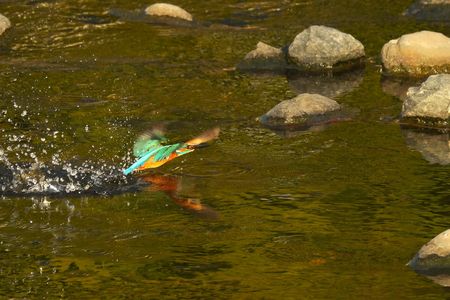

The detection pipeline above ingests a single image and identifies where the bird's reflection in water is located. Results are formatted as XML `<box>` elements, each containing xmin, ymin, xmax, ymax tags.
<box><xmin>141</xmin><ymin>174</ymin><xmax>219</xmax><ymax>219</ymax></box>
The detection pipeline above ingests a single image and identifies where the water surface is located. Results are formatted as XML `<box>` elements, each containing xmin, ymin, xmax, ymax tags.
<box><xmin>0</xmin><ymin>0</ymin><xmax>449</xmax><ymax>298</ymax></box>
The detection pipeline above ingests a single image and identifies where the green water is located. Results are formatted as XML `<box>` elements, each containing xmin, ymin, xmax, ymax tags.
<box><xmin>0</xmin><ymin>0</ymin><xmax>449</xmax><ymax>298</ymax></box>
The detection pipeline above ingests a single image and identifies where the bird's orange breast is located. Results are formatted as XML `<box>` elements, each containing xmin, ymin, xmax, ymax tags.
<box><xmin>135</xmin><ymin>152</ymin><xmax>178</xmax><ymax>172</ymax></box>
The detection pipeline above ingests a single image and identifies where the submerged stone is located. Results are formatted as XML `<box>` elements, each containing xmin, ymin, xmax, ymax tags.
<box><xmin>404</xmin><ymin>0</ymin><xmax>450</xmax><ymax>22</ymax></box>
<box><xmin>144</xmin><ymin>3</ymin><xmax>193</xmax><ymax>21</ymax></box>
<box><xmin>287</xmin><ymin>25</ymin><xmax>365</xmax><ymax>73</ymax></box>
<box><xmin>237</xmin><ymin>42</ymin><xmax>287</xmax><ymax>72</ymax></box>
<box><xmin>401</xmin><ymin>74</ymin><xmax>450</xmax><ymax>129</ymax></box>
<box><xmin>259</xmin><ymin>93</ymin><xmax>343</xmax><ymax>129</ymax></box>
<box><xmin>402</xmin><ymin>128</ymin><xmax>450</xmax><ymax>165</ymax></box>
<box><xmin>381</xmin><ymin>31</ymin><xmax>450</xmax><ymax>77</ymax></box>
<box><xmin>409</xmin><ymin>229</ymin><xmax>450</xmax><ymax>286</ymax></box>
<box><xmin>0</xmin><ymin>13</ymin><xmax>11</xmax><ymax>35</ymax></box>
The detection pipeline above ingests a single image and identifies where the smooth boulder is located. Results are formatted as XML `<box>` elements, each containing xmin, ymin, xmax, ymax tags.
<box><xmin>401</xmin><ymin>74</ymin><xmax>450</xmax><ymax>128</ymax></box>
<box><xmin>259</xmin><ymin>93</ymin><xmax>342</xmax><ymax>129</ymax></box>
<box><xmin>237</xmin><ymin>42</ymin><xmax>287</xmax><ymax>72</ymax></box>
<box><xmin>381</xmin><ymin>31</ymin><xmax>450</xmax><ymax>77</ymax></box>
<box><xmin>287</xmin><ymin>25</ymin><xmax>365</xmax><ymax>73</ymax></box>
<box><xmin>145</xmin><ymin>3</ymin><xmax>193</xmax><ymax>21</ymax></box>
<box><xmin>408</xmin><ymin>229</ymin><xmax>450</xmax><ymax>286</ymax></box>
<box><xmin>0</xmin><ymin>14</ymin><xmax>10</xmax><ymax>35</ymax></box>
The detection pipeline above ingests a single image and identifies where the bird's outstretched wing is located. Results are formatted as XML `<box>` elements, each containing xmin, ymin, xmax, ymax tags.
<box><xmin>185</xmin><ymin>127</ymin><xmax>220</xmax><ymax>147</ymax></box>
<box><xmin>123</xmin><ymin>127</ymin><xmax>220</xmax><ymax>175</ymax></box>
<box><xmin>133</xmin><ymin>126</ymin><xmax>166</xmax><ymax>158</ymax></box>
<box><xmin>124</xmin><ymin>143</ymin><xmax>192</xmax><ymax>175</ymax></box>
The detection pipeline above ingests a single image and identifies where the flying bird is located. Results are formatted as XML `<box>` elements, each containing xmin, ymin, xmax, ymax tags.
<box><xmin>123</xmin><ymin>126</ymin><xmax>220</xmax><ymax>175</ymax></box>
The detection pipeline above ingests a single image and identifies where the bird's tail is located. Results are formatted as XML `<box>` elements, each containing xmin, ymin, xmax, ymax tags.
<box><xmin>185</xmin><ymin>127</ymin><xmax>220</xmax><ymax>148</ymax></box>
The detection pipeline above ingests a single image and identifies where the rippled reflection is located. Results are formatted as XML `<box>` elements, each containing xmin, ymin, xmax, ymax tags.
<box><xmin>142</xmin><ymin>173</ymin><xmax>219</xmax><ymax>219</ymax></box>
<box><xmin>402</xmin><ymin>127</ymin><xmax>450</xmax><ymax>165</ymax></box>
<box><xmin>288</xmin><ymin>69</ymin><xmax>364</xmax><ymax>99</ymax></box>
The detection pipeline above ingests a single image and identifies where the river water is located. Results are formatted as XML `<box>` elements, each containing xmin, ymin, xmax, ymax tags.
<box><xmin>0</xmin><ymin>0</ymin><xmax>449</xmax><ymax>298</ymax></box>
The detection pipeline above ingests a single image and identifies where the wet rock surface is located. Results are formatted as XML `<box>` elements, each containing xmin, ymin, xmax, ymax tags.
<box><xmin>236</xmin><ymin>42</ymin><xmax>287</xmax><ymax>72</ymax></box>
<box><xmin>0</xmin><ymin>13</ymin><xmax>11</xmax><ymax>35</ymax></box>
<box><xmin>259</xmin><ymin>93</ymin><xmax>344</xmax><ymax>129</ymax></box>
<box><xmin>402</xmin><ymin>128</ymin><xmax>450</xmax><ymax>165</ymax></box>
<box><xmin>144</xmin><ymin>3</ymin><xmax>193</xmax><ymax>21</ymax></box>
<box><xmin>409</xmin><ymin>229</ymin><xmax>450</xmax><ymax>286</ymax></box>
<box><xmin>381</xmin><ymin>31</ymin><xmax>450</xmax><ymax>77</ymax></box>
<box><xmin>401</xmin><ymin>74</ymin><xmax>450</xmax><ymax>129</ymax></box>
<box><xmin>287</xmin><ymin>25</ymin><xmax>365</xmax><ymax>73</ymax></box>
<box><xmin>404</xmin><ymin>0</ymin><xmax>450</xmax><ymax>22</ymax></box>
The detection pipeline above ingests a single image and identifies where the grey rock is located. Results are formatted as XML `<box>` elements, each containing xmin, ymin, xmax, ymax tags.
<box><xmin>0</xmin><ymin>14</ymin><xmax>11</xmax><ymax>35</ymax></box>
<box><xmin>402</xmin><ymin>128</ymin><xmax>450</xmax><ymax>165</ymax></box>
<box><xmin>409</xmin><ymin>229</ymin><xmax>450</xmax><ymax>279</ymax></box>
<box><xmin>401</xmin><ymin>74</ymin><xmax>450</xmax><ymax>128</ymax></box>
<box><xmin>237</xmin><ymin>42</ymin><xmax>287</xmax><ymax>72</ymax></box>
<box><xmin>287</xmin><ymin>25</ymin><xmax>365</xmax><ymax>73</ymax></box>
<box><xmin>144</xmin><ymin>3</ymin><xmax>193</xmax><ymax>21</ymax></box>
<box><xmin>404</xmin><ymin>0</ymin><xmax>450</xmax><ymax>22</ymax></box>
<box><xmin>288</xmin><ymin>70</ymin><xmax>363</xmax><ymax>99</ymax></box>
<box><xmin>381</xmin><ymin>31</ymin><xmax>450</xmax><ymax>77</ymax></box>
<box><xmin>259</xmin><ymin>93</ymin><xmax>342</xmax><ymax>129</ymax></box>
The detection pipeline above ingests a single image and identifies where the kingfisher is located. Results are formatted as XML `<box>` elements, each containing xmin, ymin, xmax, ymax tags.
<box><xmin>123</xmin><ymin>126</ymin><xmax>220</xmax><ymax>175</ymax></box>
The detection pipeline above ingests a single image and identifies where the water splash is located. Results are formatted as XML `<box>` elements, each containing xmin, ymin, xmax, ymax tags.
<box><xmin>0</xmin><ymin>150</ymin><xmax>141</xmax><ymax>195</ymax></box>
<box><xmin>0</xmin><ymin>103</ymin><xmax>142</xmax><ymax>196</ymax></box>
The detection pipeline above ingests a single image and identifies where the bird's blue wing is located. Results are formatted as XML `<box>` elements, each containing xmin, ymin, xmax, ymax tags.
<box><xmin>123</xmin><ymin>147</ymin><xmax>161</xmax><ymax>175</ymax></box>
<box><xmin>153</xmin><ymin>143</ymin><xmax>183</xmax><ymax>161</ymax></box>
<box><xmin>123</xmin><ymin>144</ymin><xmax>185</xmax><ymax>175</ymax></box>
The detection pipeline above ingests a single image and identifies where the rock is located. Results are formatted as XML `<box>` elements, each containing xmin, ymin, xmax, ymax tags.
<box><xmin>401</xmin><ymin>74</ymin><xmax>450</xmax><ymax>128</ymax></box>
<box><xmin>0</xmin><ymin>14</ymin><xmax>11</xmax><ymax>35</ymax></box>
<box><xmin>404</xmin><ymin>0</ymin><xmax>450</xmax><ymax>22</ymax></box>
<box><xmin>287</xmin><ymin>25</ymin><xmax>365</xmax><ymax>73</ymax></box>
<box><xmin>381</xmin><ymin>31</ymin><xmax>450</xmax><ymax>77</ymax></box>
<box><xmin>237</xmin><ymin>42</ymin><xmax>287</xmax><ymax>72</ymax></box>
<box><xmin>109</xmin><ymin>7</ymin><xmax>195</xmax><ymax>27</ymax></box>
<box><xmin>259</xmin><ymin>93</ymin><xmax>342</xmax><ymax>129</ymax></box>
<box><xmin>144</xmin><ymin>3</ymin><xmax>193</xmax><ymax>21</ymax></box>
<box><xmin>408</xmin><ymin>229</ymin><xmax>450</xmax><ymax>281</ymax></box>
<box><xmin>288</xmin><ymin>69</ymin><xmax>364</xmax><ymax>99</ymax></box>
<box><xmin>402</xmin><ymin>128</ymin><xmax>450</xmax><ymax>165</ymax></box>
